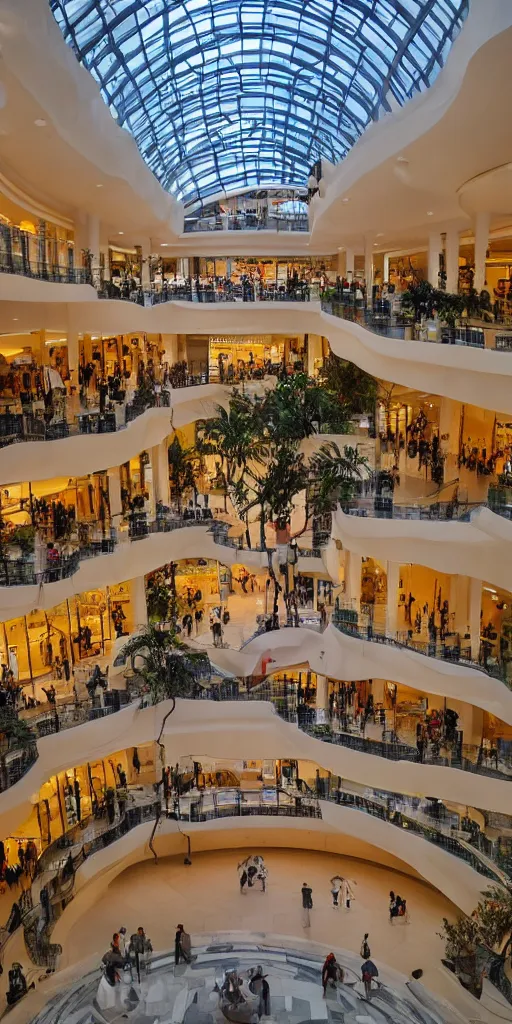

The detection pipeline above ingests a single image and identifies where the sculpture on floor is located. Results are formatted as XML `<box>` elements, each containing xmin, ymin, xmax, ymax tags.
<box><xmin>238</xmin><ymin>854</ymin><xmax>267</xmax><ymax>892</ymax></box>
<box><xmin>217</xmin><ymin>969</ymin><xmax>261</xmax><ymax>1023</ymax></box>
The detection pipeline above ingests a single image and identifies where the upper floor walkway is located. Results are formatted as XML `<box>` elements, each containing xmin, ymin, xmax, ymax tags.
<box><xmin>1</xmin><ymin>294</ymin><xmax>511</xmax><ymax>417</ymax></box>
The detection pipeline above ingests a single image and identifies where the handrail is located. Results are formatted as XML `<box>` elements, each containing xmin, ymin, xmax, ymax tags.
<box><xmin>0</xmin><ymin>515</ymin><xmax>248</xmax><ymax>588</ymax></box>
<box><xmin>3</xmin><ymin>779</ymin><xmax>505</xmax><ymax>985</ymax></box>
<box><xmin>320</xmin><ymin>299</ymin><xmax>512</xmax><ymax>353</ymax></box>
<box><xmin>331</xmin><ymin>613</ymin><xmax>511</xmax><ymax>688</ymax></box>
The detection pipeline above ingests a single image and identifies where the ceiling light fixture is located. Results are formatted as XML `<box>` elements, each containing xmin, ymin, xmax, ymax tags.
<box><xmin>96</xmin><ymin>183</ymin><xmax>103</xmax><ymax>188</ymax></box>
<box><xmin>427</xmin><ymin>211</ymin><xmax>434</xmax><ymax>216</ymax></box>
<box><xmin>342</xmin><ymin>197</ymin><xmax>350</xmax><ymax>203</ymax></box>
<box><xmin>12</xmin><ymin>318</ymin><xmax>18</xmax><ymax>321</ymax></box>
<box><xmin>118</xmin><ymin>231</ymin><xmax>124</xmax><ymax>235</ymax></box>
<box><xmin>396</xmin><ymin>155</ymin><xmax>409</xmax><ymax>164</ymax></box>
<box><xmin>34</xmin><ymin>118</ymin><xmax>47</xmax><ymax>127</ymax></box>
<box><xmin>161</xmin><ymin>243</ymin><xmax>169</xmax><ymax>247</ymax></box>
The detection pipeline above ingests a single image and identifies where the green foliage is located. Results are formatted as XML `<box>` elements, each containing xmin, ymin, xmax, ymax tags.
<box><xmin>11</xmin><ymin>525</ymin><xmax>36</xmax><ymax>555</ymax></box>
<box><xmin>146</xmin><ymin>570</ymin><xmax>172</xmax><ymax>623</ymax></box>
<box><xmin>401</xmin><ymin>281</ymin><xmax>490</xmax><ymax>326</ymax></box>
<box><xmin>201</xmin><ymin>370</ymin><xmax>370</xmax><ymax>548</ymax></box>
<box><xmin>438</xmin><ymin>915</ymin><xmax>481</xmax><ymax>961</ymax></box>
<box><xmin>309</xmin><ymin>442</ymin><xmax>369</xmax><ymax>515</ymax></box>
<box><xmin>318</xmin><ymin>354</ymin><xmax>378</xmax><ymax>418</ymax></box>
<box><xmin>0</xmin><ymin>710</ymin><xmax>35</xmax><ymax>752</ymax></box>
<box><xmin>477</xmin><ymin>886</ymin><xmax>512</xmax><ymax>951</ymax></box>
<box><xmin>119</xmin><ymin>624</ymin><xmax>210</xmax><ymax>705</ymax></box>
<box><xmin>167</xmin><ymin>436</ymin><xmax>201</xmax><ymax>511</ymax></box>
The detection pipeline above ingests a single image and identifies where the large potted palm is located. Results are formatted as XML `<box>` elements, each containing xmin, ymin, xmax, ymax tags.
<box><xmin>119</xmin><ymin>624</ymin><xmax>211</xmax><ymax>849</ymax></box>
<box><xmin>120</xmin><ymin>624</ymin><xmax>211</xmax><ymax>708</ymax></box>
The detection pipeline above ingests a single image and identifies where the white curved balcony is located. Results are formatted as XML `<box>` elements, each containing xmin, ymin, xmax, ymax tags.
<box><xmin>333</xmin><ymin>504</ymin><xmax>512</xmax><ymax>593</ymax></box>
<box><xmin>3</xmin><ymin>698</ymin><xmax>511</xmax><ymax>844</ymax></box>
<box><xmin>0</xmin><ymin>519</ymin><xmax>263</xmax><ymax>618</ymax></box>
<box><xmin>202</xmin><ymin>624</ymin><xmax>512</xmax><ymax>725</ymax></box>
<box><xmin>1</xmin><ymin>300</ymin><xmax>511</xmax><ymax>416</ymax></box>
<box><xmin>0</xmin><ymin>383</ymin><xmax>235</xmax><ymax>483</ymax></box>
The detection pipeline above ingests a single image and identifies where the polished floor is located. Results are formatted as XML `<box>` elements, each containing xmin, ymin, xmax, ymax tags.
<box><xmin>29</xmin><ymin>935</ymin><xmax>467</xmax><ymax>1024</ymax></box>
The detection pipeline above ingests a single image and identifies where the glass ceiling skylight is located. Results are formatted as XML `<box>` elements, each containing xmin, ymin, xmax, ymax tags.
<box><xmin>50</xmin><ymin>0</ymin><xmax>469</xmax><ymax>204</ymax></box>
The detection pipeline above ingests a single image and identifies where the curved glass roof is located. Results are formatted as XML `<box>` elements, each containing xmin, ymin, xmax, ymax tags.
<box><xmin>50</xmin><ymin>0</ymin><xmax>469</xmax><ymax>205</ymax></box>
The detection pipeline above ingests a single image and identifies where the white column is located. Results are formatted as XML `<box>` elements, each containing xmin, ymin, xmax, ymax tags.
<box><xmin>452</xmin><ymin>576</ymin><xmax>469</xmax><ymax>637</ymax></box>
<box><xmin>385</xmin><ymin>561</ymin><xmax>400</xmax><ymax>637</ymax></box>
<box><xmin>428</xmin><ymin>232</ymin><xmax>442</xmax><ymax>287</ymax></box>
<box><xmin>151</xmin><ymin>439</ymin><xmax>170</xmax><ymax>507</ymax></box>
<box><xmin>444</xmin><ymin>228</ymin><xmax>460</xmax><ymax>293</ymax></box>
<box><xmin>474</xmin><ymin>212</ymin><xmax>490</xmax><ymax>293</ymax></box>
<box><xmin>161</xmin><ymin>334</ymin><xmax>178</xmax><ymax>365</ymax></box>
<box><xmin>345</xmin><ymin>248</ymin><xmax>355</xmax><ymax>278</ymax></box>
<box><xmin>100</xmin><ymin>244</ymin><xmax>111</xmax><ymax>282</ymax></box>
<box><xmin>67</xmin><ymin>331</ymin><xmax>79</xmax><ymax>386</ymax></box>
<box><xmin>131</xmin><ymin>575</ymin><xmax>148</xmax><ymax>628</ymax></box>
<box><xmin>136</xmin><ymin>237</ymin><xmax>152</xmax><ymax>289</ymax></box>
<box><xmin>364</xmin><ymin>238</ymin><xmax>373</xmax><ymax>306</ymax></box>
<box><xmin>107</xmin><ymin>466</ymin><xmax>123</xmax><ymax>520</ymax></box>
<box><xmin>383</xmin><ymin>253</ymin><xmax>390</xmax><ymax>283</ymax></box>
<box><xmin>315</xmin><ymin>674</ymin><xmax>328</xmax><ymax>710</ymax></box>
<box><xmin>344</xmin><ymin>550</ymin><xmax>361</xmax><ymax>613</ymax></box>
<box><xmin>469</xmin><ymin>577</ymin><xmax>482</xmax><ymax>662</ymax></box>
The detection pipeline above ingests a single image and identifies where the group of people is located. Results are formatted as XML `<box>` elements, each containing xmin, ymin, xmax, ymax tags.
<box><xmin>321</xmin><ymin>939</ymin><xmax>379</xmax><ymax>1002</ymax></box>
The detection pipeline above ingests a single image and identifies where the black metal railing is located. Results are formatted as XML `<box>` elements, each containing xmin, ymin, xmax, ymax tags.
<box><xmin>0</xmin><ymin>514</ymin><xmax>246</xmax><ymax>589</ymax></box>
<box><xmin>331</xmin><ymin>612</ymin><xmax>511</xmax><ymax>687</ymax></box>
<box><xmin>175</xmin><ymin>787</ymin><xmax>321</xmax><ymax>821</ymax></box>
<box><xmin>320</xmin><ymin>299</ymin><xmax>512</xmax><ymax>353</ymax></box>
<box><xmin>183</xmin><ymin>215</ymin><xmax>310</xmax><ymax>233</ymax></box>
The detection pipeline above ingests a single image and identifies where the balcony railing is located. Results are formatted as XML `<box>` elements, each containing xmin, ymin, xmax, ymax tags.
<box><xmin>0</xmin><ymin>514</ymin><xmax>244</xmax><ymax>588</ymax></box>
<box><xmin>321</xmin><ymin>299</ymin><xmax>512</xmax><ymax>353</ymax></box>
<box><xmin>183</xmin><ymin>215</ymin><xmax>310</xmax><ymax>233</ymax></box>
<box><xmin>331</xmin><ymin>612</ymin><xmax>511</xmax><ymax>687</ymax></box>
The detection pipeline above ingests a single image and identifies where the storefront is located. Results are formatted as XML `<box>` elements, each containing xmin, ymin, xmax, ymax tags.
<box><xmin>7</xmin><ymin>742</ymin><xmax>157</xmax><ymax>858</ymax></box>
<box><xmin>195</xmin><ymin>254</ymin><xmax>337</xmax><ymax>288</ymax></box>
<box><xmin>145</xmin><ymin>559</ymin><xmax>226</xmax><ymax>626</ymax></box>
<box><xmin>0</xmin><ymin>580</ymin><xmax>135</xmax><ymax>691</ymax></box>
<box><xmin>207</xmin><ymin>334</ymin><xmax>306</xmax><ymax>381</ymax></box>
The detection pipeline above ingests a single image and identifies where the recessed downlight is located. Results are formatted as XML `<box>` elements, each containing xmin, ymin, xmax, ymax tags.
<box><xmin>34</xmin><ymin>118</ymin><xmax>47</xmax><ymax>127</ymax></box>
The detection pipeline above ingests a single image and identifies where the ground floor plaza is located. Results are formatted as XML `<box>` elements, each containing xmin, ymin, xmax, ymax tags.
<box><xmin>9</xmin><ymin>847</ymin><xmax>498</xmax><ymax>1024</ymax></box>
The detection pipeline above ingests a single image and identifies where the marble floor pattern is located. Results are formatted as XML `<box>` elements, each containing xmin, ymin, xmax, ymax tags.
<box><xmin>27</xmin><ymin>936</ymin><xmax>467</xmax><ymax>1024</ymax></box>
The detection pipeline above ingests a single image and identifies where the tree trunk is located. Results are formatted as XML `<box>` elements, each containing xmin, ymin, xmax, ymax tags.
<box><xmin>245</xmin><ymin>512</ymin><xmax>251</xmax><ymax>550</ymax></box>
<box><xmin>259</xmin><ymin>505</ymin><xmax>266</xmax><ymax>551</ymax></box>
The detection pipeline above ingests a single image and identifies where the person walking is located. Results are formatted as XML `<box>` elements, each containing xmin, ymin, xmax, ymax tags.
<box><xmin>301</xmin><ymin>881</ymin><xmax>313</xmax><ymax>928</ymax></box>
<box><xmin>360</xmin><ymin>933</ymin><xmax>371</xmax><ymax>959</ymax></box>
<box><xmin>175</xmin><ymin>923</ymin><xmax>193</xmax><ymax>965</ymax></box>
<box><xmin>341</xmin><ymin>877</ymin><xmax>355</xmax><ymax>909</ymax></box>
<box><xmin>330</xmin><ymin>875</ymin><xmax>342</xmax><ymax>907</ymax></box>
<box><xmin>361</xmin><ymin>956</ymin><xmax>379</xmax><ymax>1001</ymax></box>
<box><xmin>321</xmin><ymin>953</ymin><xmax>343</xmax><ymax>997</ymax></box>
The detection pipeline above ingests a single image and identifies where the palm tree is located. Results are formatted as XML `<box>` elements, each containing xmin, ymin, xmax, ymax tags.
<box><xmin>201</xmin><ymin>394</ymin><xmax>267</xmax><ymax>542</ymax></box>
<box><xmin>120</xmin><ymin>624</ymin><xmax>210</xmax><ymax>707</ymax></box>
<box><xmin>167</xmin><ymin>436</ymin><xmax>201</xmax><ymax>513</ymax></box>
<box><xmin>309</xmin><ymin>441</ymin><xmax>369</xmax><ymax>515</ymax></box>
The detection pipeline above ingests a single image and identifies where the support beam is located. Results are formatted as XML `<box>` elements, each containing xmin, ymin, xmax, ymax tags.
<box><xmin>428</xmin><ymin>232</ymin><xmax>442</xmax><ymax>287</ymax></box>
<box><xmin>444</xmin><ymin>228</ymin><xmax>460</xmax><ymax>293</ymax></box>
<box><xmin>131</xmin><ymin>575</ymin><xmax>148</xmax><ymax>628</ymax></box>
<box><xmin>474</xmin><ymin>212</ymin><xmax>490</xmax><ymax>293</ymax></box>
<box><xmin>386</xmin><ymin>562</ymin><xmax>400</xmax><ymax>636</ymax></box>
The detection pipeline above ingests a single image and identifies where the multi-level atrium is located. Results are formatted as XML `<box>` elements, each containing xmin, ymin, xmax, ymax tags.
<box><xmin>0</xmin><ymin>1</ymin><xmax>512</xmax><ymax>1022</ymax></box>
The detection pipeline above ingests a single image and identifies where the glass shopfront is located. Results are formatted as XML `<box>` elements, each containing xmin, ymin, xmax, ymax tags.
<box><xmin>0</xmin><ymin>580</ymin><xmax>135</xmax><ymax>692</ymax></box>
<box><xmin>208</xmin><ymin>333</ymin><xmax>306</xmax><ymax>381</ymax></box>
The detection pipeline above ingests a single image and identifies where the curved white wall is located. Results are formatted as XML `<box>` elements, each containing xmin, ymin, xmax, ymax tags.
<box><xmin>0</xmin><ymin>384</ymin><xmax>232</xmax><ymax>483</ymax></box>
<box><xmin>333</xmin><ymin>507</ymin><xmax>512</xmax><ymax>592</ymax></box>
<box><xmin>203</xmin><ymin>624</ymin><xmax>512</xmax><ymax>725</ymax></box>
<box><xmin>2</xmin><ymin>699</ymin><xmax>510</xmax><ymax>840</ymax></box>
<box><xmin>0</xmin><ymin>525</ymin><xmax>246</xmax><ymax>617</ymax></box>
<box><xmin>48</xmin><ymin>807</ymin><xmax>487</xmax><ymax>941</ymax></box>
<box><xmin>0</xmin><ymin>301</ymin><xmax>510</xmax><ymax>415</ymax></box>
